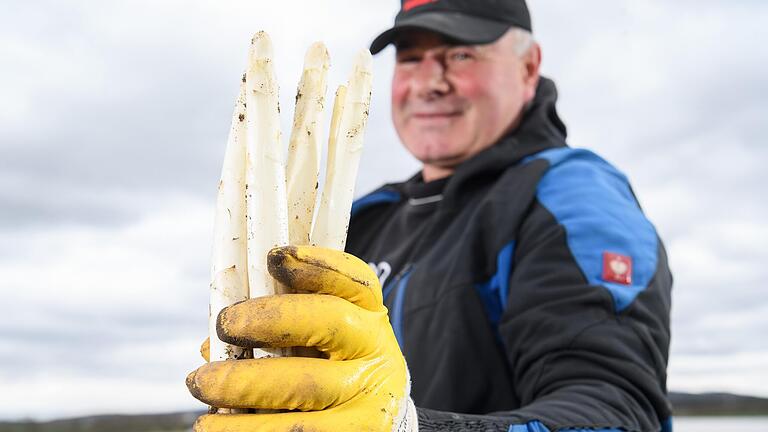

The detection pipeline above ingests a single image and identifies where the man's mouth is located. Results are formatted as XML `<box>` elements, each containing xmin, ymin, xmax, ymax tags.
<box><xmin>411</xmin><ymin>111</ymin><xmax>462</xmax><ymax>120</ymax></box>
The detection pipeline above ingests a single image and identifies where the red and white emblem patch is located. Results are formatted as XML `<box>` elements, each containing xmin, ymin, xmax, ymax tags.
<box><xmin>602</xmin><ymin>252</ymin><xmax>632</xmax><ymax>285</ymax></box>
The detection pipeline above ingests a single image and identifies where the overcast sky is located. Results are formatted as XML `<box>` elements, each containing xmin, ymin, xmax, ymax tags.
<box><xmin>1</xmin><ymin>0</ymin><xmax>766</xmax><ymax>421</ymax></box>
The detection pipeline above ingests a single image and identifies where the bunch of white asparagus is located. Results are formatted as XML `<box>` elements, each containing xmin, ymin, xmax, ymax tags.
<box><xmin>207</xmin><ymin>31</ymin><xmax>373</xmax><ymax>411</ymax></box>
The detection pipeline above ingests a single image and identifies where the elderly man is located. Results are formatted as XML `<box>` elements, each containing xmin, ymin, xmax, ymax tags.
<box><xmin>187</xmin><ymin>1</ymin><xmax>673</xmax><ymax>431</ymax></box>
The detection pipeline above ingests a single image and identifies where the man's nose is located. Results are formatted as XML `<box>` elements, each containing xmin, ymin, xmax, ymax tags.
<box><xmin>413</xmin><ymin>55</ymin><xmax>450</xmax><ymax>98</ymax></box>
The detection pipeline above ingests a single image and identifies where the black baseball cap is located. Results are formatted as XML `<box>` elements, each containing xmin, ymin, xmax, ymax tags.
<box><xmin>370</xmin><ymin>0</ymin><xmax>532</xmax><ymax>54</ymax></box>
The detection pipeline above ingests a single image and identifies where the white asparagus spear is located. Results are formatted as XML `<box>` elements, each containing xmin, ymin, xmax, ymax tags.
<box><xmin>286</xmin><ymin>42</ymin><xmax>330</xmax><ymax>245</ymax></box>
<box><xmin>311</xmin><ymin>49</ymin><xmax>373</xmax><ymax>250</ymax></box>
<box><xmin>327</xmin><ymin>85</ymin><xmax>348</xmax><ymax>179</ymax></box>
<box><xmin>209</xmin><ymin>81</ymin><xmax>250</xmax><ymax>363</ymax></box>
<box><xmin>244</xmin><ymin>31</ymin><xmax>290</xmax><ymax>361</ymax></box>
<box><xmin>308</xmin><ymin>84</ymin><xmax>346</xmax><ymax>248</ymax></box>
<box><xmin>208</xmin><ymin>81</ymin><xmax>250</xmax><ymax>415</ymax></box>
<box><xmin>286</xmin><ymin>43</ymin><xmax>334</xmax><ymax>361</ymax></box>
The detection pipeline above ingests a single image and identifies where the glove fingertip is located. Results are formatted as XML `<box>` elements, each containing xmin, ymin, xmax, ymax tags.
<box><xmin>200</xmin><ymin>338</ymin><xmax>210</xmax><ymax>362</ymax></box>
<box><xmin>215</xmin><ymin>309</ymin><xmax>243</xmax><ymax>347</ymax></box>
<box><xmin>186</xmin><ymin>370</ymin><xmax>203</xmax><ymax>401</ymax></box>
<box><xmin>267</xmin><ymin>246</ymin><xmax>299</xmax><ymax>286</ymax></box>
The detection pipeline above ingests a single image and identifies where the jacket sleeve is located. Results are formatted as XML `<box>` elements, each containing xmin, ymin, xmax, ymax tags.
<box><xmin>416</xmin><ymin>154</ymin><xmax>673</xmax><ymax>432</ymax></box>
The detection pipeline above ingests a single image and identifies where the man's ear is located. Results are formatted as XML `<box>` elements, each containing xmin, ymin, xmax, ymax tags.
<box><xmin>522</xmin><ymin>43</ymin><xmax>542</xmax><ymax>103</ymax></box>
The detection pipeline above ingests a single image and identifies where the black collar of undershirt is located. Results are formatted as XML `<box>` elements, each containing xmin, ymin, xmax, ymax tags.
<box><xmin>402</xmin><ymin>173</ymin><xmax>450</xmax><ymax>199</ymax></box>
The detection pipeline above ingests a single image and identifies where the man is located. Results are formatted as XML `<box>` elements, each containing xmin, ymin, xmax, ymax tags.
<box><xmin>187</xmin><ymin>1</ymin><xmax>673</xmax><ymax>431</ymax></box>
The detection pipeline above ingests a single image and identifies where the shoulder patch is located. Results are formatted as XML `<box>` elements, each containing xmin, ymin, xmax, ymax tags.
<box><xmin>524</xmin><ymin>148</ymin><xmax>659</xmax><ymax>313</ymax></box>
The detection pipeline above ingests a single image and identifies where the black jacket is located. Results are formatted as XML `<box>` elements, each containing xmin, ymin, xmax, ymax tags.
<box><xmin>346</xmin><ymin>78</ymin><xmax>673</xmax><ymax>432</ymax></box>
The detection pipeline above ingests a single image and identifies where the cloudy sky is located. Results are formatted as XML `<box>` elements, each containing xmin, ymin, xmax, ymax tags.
<box><xmin>1</xmin><ymin>0</ymin><xmax>766</xmax><ymax>421</ymax></box>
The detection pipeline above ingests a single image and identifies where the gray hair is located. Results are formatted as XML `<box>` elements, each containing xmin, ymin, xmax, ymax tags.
<box><xmin>510</xmin><ymin>27</ymin><xmax>535</xmax><ymax>57</ymax></box>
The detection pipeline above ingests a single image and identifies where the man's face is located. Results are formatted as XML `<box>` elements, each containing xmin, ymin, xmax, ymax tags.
<box><xmin>391</xmin><ymin>29</ymin><xmax>540</xmax><ymax>180</ymax></box>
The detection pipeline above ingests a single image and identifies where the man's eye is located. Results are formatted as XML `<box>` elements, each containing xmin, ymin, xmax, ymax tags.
<box><xmin>449</xmin><ymin>51</ymin><xmax>473</xmax><ymax>62</ymax></box>
<box><xmin>397</xmin><ymin>55</ymin><xmax>421</xmax><ymax>63</ymax></box>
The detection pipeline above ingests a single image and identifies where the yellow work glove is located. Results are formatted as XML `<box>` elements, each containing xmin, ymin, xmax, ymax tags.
<box><xmin>187</xmin><ymin>245</ymin><xmax>418</xmax><ymax>432</ymax></box>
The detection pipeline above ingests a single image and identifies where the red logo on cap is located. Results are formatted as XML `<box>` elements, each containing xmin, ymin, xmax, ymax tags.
<box><xmin>404</xmin><ymin>0</ymin><xmax>438</xmax><ymax>12</ymax></box>
<box><xmin>602</xmin><ymin>252</ymin><xmax>632</xmax><ymax>285</ymax></box>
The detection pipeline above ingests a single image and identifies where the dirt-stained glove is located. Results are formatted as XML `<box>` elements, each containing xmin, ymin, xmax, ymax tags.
<box><xmin>187</xmin><ymin>245</ymin><xmax>418</xmax><ymax>432</ymax></box>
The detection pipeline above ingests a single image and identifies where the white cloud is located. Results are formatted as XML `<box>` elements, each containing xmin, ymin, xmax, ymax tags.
<box><xmin>0</xmin><ymin>195</ymin><xmax>211</xmax><ymax>309</ymax></box>
<box><xmin>669</xmin><ymin>350</ymin><xmax>768</xmax><ymax>397</ymax></box>
<box><xmin>0</xmin><ymin>196</ymin><xmax>213</xmax><ymax>419</ymax></box>
<box><xmin>0</xmin><ymin>369</ymin><xmax>207</xmax><ymax>421</ymax></box>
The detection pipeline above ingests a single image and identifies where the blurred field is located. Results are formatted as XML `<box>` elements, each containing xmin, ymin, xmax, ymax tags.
<box><xmin>0</xmin><ymin>411</ymin><xmax>200</xmax><ymax>432</ymax></box>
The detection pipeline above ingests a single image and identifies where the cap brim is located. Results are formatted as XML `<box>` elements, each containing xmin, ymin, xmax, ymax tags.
<box><xmin>370</xmin><ymin>11</ymin><xmax>510</xmax><ymax>54</ymax></box>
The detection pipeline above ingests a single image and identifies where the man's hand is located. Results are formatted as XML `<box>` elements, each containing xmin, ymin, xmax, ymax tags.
<box><xmin>187</xmin><ymin>245</ymin><xmax>418</xmax><ymax>432</ymax></box>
